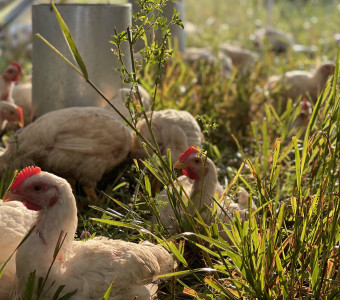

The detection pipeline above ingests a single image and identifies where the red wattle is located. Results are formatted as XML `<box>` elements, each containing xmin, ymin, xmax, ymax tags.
<box><xmin>182</xmin><ymin>169</ymin><xmax>198</xmax><ymax>180</ymax></box>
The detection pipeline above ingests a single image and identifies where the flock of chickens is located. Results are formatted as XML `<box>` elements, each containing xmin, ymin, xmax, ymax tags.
<box><xmin>0</xmin><ymin>23</ymin><xmax>337</xmax><ymax>299</ymax></box>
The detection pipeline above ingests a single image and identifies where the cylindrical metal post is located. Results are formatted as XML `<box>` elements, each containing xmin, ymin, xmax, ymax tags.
<box><xmin>32</xmin><ymin>4</ymin><xmax>132</xmax><ymax>117</ymax></box>
<box><xmin>128</xmin><ymin>0</ymin><xmax>185</xmax><ymax>53</ymax></box>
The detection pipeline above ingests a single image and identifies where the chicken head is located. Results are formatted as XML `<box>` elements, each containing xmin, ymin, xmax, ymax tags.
<box><xmin>3</xmin><ymin>166</ymin><xmax>59</xmax><ymax>211</ymax></box>
<box><xmin>173</xmin><ymin>146</ymin><xmax>209</xmax><ymax>180</ymax></box>
<box><xmin>1</xmin><ymin>103</ymin><xmax>24</xmax><ymax>127</ymax></box>
<box><xmin>2</xmin><ymin>62</ymin><xmax>22</xmax><ymax>82</ymax></box>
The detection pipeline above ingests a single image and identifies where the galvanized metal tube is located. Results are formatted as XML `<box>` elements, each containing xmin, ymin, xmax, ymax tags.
<box><xmin>32</xmin><ymin>4</ymin><xmax>132</xmax><ymax>117</ymax></box>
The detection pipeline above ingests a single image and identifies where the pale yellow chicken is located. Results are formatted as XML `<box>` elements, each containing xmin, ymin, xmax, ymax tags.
<box><xmin>131</xmin><ymin>109</ymin><xmax>203</xmax><ymax>165</ymax></box>
<box><xmin>0</xmin><ymin>106</ymin><xmax>131</xmax><ymax>201</ymax></box>
<box><xmin>265</xmin><ymin>62</ymin><xmax>335</xmax><ymax>110</ymax></box>
<box><xmin>154</xmin><ymin>146</ymin><xmax>257</xmax><ymax>238</ymax></box>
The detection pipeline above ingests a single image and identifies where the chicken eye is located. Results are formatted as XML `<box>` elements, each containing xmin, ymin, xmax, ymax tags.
<box><xmin>194</xmin><ymin>158</ymin><xmax>200</xmax><ymax>164</ymax></box>
<box><xmin>33</xmin><ymin>185</ymin><xmax>42</xmax><ymax>192</ymax></box>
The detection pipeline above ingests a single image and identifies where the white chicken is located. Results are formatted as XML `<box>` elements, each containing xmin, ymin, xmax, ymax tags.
<box><xmin>154</xmin><ymin>146</ymin><xmax>256</xmax><ymax>236</ymax></box>
<box><xmin>12</xmin><ymin>82</ymin><xmax>33</xmax><ymax>126</ymax></box>
<box><xmin>182</xmin><ymin>47</ymin><xmax>233</xmax><ymax>79</ymax></box>
<box><xmin>218</xmin><ymin>43</ymin><xmax>259</xmax><ymax>72</ymax></box>
<box><xmin>291</xmin><ymin>98</ymin><xmax>312</xmax><ymax>128</ymax></box>
<box><xmin>287</xmin><ymin>98</ymin><xmax>313</xmax><ymax>139</ymax></box>
<box><xmin>252</xmin><ymin>27</ymin><xmax>293</xmax><ymax>53</ymax></box>
<box><xmin>0</xmin><ymin>200</ymin><xmax>37</xmax><ymax>299</ymax></box>
<box><xmin>0</xmin><ymin>62</ymin><xmax>22</xmax><ymax>102</ymax></box>
<box><xmin>265</xmin><ymin>62</ymin><xmax>335</xmax><ymax>108</ymax></box>
<box><xmin>0</xmin><ymin>101</ymin><xmax>24</xmax><ymax>132</ymax></box>
<box><xmin>2</xmin><ymin>166</ymin><xmax>175</xmax><ymax>299</ymax></box>
<box><xmin>183</xmin><ymin>21</ymin><xmax>201</xmax><ymax>38</ymax></box>
<box><xmin>105</xmin><ymin>86</ymin><xmax>151</xmax><ymax>121</ymax></box>
<box><xmin>131</xmin><ymin>109</ymin><xmax>203</xmax><ymax>165</ymax></box>
<box><xmin>0</xmin><ymin>106</ymin><xmax>132</xmax><ymax>201</ymax></box>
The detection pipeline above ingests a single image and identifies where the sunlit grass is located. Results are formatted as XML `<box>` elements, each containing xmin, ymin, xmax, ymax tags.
<box><xmin>1</xmin><ymin>0</ymin><xmax>340</xmax><ymax>298</ymax></box>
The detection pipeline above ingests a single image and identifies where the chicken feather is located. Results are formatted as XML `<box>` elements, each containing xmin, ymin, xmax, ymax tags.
<box><xmin>0</xmin><ymin>200</ymin><xmax>37</xmax><ymax>299</ymax></box>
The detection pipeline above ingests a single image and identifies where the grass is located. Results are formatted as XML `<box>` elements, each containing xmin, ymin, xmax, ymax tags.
<box><xmin>1</xmin><ymin>0</ymin><xmax>340</xmax><ymax>298</ymax></box>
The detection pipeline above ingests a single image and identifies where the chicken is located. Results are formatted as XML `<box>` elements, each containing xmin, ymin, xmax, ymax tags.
<box><xmin>291</xmin><ymin>44</ymin><xmax>318</xmax><ymax>56</ymax></box>
<box><xmin>252</xmin><ymin>27</ymin><xmax>293</xmax><ymax>53</ymax></box>
<box><xmin>182</xmin><ymin>47</ymin><xmax>233</xmax><ymax>79</ymax></box>
<box><xmin>183</xmin><ymin>21</ymin><xmax>201</xmax><ymax>37</ymax></box>
<box><xmin>4</xmin><ymin>82</ymin><xmax>33</xmax><ymax>133</ymax></box>
<box><xmin>0</xmin><ymin>200</ymin><xmax>37</xmax><ymax>299</ymax></box>
<box><xmin>0</xmin><ymin>101</ymin><xmax>24</xmax><ymax>132</ymax></box>
<box><xmin>2</xmin><ymin>166</ymin><xmax>175</xmax><ymax>299</ymax></box>
<box><xmin>105</xmin><ymin>86</ymin><xmax>151</xmax><ymax>121</ymax></box>
<box><xmin>0</xmin><ymin>107</ymin><xmax>132</xmax><ymax>202</ymax></box>
<box><xmin>292</xmin><ymin>98</ymin><xmax>312</xmax><ymax>128</ymax></box>
<box><xmin>265</xmin><ymin>62</ymin><xmax>335</xmax><ymax>109</ymax></box>
<box><xmin>0</xmin><ymin>62</ymin><xmax>22</xmax><ymax>102</ymax></box>
<box><xmin>12</xmin><ymin>82</ymin><xmax>33</xmax><ymax>126</ymax></box>
<box><xmin>287</xmin><ymin>98</ymin><xmax>313</xmax><ymax>139</ymax></box>
<box><xmin>131</xmin><ymin>109</ymin><xmax>203</xmax><ymax>165</ymax></box>
<box><xmin>154</xmin><ymin>146</ymin><xmax>256</xmax><ymax>236</ymax></box>
<box><xmin>218</xmin><ymin>43</ymin><xmax>259</xmax><ymax>72</ymax></box>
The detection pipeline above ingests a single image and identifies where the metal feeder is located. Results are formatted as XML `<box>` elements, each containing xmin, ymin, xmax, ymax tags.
<box><xmin>32</xmin><ymin>4</ymin><xmax>132</xmax><ymax>117</ymax></box>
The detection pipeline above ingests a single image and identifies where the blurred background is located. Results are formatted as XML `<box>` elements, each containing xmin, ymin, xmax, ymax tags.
<box><xmin>1</xmin><ymin>0</ymin><xmax>339</xmax><ymax>72</ymax></box>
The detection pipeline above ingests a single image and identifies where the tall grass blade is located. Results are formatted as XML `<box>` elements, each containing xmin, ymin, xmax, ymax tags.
<box><xmin>23</xmin><ymin>271</ymin><xmax>36</xmax><ymax>300</ymax></box>
<box><xmin>292</xmin><ymin>136</ymin><xmax>301</xmax><ymax>197</ymax></box>
<box><xmin>102</xmin><ymin>279</ymin><xmax>115</xmax><ymax>300</ymax></box>
<box><xmin>0</xmin><ymin>224</ymin><xmax>36</xmax><ymax>279</ymax></box>
<box><xmin>51</xmin><ymin>1</ymin><xmax>88</xmax><ymax>79</ymax></box>
<box><xmin>34</xmin><ymin>34</ymin><xmax>83</xmax><ymax>78</ymax></box>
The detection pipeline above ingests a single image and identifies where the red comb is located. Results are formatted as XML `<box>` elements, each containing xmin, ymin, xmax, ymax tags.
<box><xmin>16</xmin><ymin>106</ymin><xmax>23</xmax><ymax>120</ymax></box>
<box><xmin>179</xmin><ymin>145</ymin><xmax>200</xmax><ymax>160</ymax></box>
<box><xmin>11</xmin><ymin>166</ymin><xmax>41</xmax><ymax>190</ymax></box>
<box><xmin>10</xmin><ymin>62</ymin><xmax>22</xmax><ymax>74</ymax></box>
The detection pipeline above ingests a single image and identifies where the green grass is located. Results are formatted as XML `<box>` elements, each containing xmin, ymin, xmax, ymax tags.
<box><xmin>1</xmin><ymin>0</ymin><xmax>340</xmax><ymax>298</ymax></box>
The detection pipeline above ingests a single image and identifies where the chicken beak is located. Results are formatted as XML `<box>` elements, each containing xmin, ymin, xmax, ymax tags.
<box><xmin>18</xmin><ymin>120</ymin><xmax>24</xmax><ymax>127</ymax></box>
<box><xmin>2</xmin><ymin>190</ymin><xmax>21</xmax><ymax>203</ymax></box>
<box><xmin>173</xmin><ymin>160</ymin><xmax>188</xmax><ymax>170</ymax></box>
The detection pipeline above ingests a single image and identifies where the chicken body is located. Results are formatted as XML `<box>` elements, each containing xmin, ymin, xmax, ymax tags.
<box><xmin>182</xmin><ymin>47</ymin><xmax>233</xmax><ymax>79</ymax></box>
<box><xmin>12</xmin><ymin>82</ymin><xmax>33</xmax><ymax>126</ymax></box>
<box><xmin>4</xmin><ymin>167</ymin><xmax>174</xmax><ymax>299</ymax></box>
<box><xmin>266</xmin><ymin>62</ymin><xmax>335</xmax><ymax>108</ymax></box>
<box><xmin>155</xmin><ymin>146</ymin><xmax>256</xmax><ymax>235</ymax></box>
<box><xmin>0</xmin><ymin>200</ymin><xmax>37</xmax><ymax>300</ymax></box>
<box><xmin>131</xmin><ymin>109</ymin><xmax>203</xmax><ymax>164</ymax></box>
<box><xmin>218</xmin><ymin>43</ymin><xmax>259</xmax><ymax>71</ymax></box>
<box><xmin>105</xmin><ymin>86</ymin><xmax>151</xmax><ymax>121</ymax></box>
<box><xmin>0</xmin><ymin>62</ymin><xmax>22</xmax><ymax>102</ymax></box>
<box><xmin>253</xmin><ymin>27</ymin><xmax>293</xmax><ymax>53</ymax></box>
<box><xmin>0</xmin><ymin>107</ymin><xmax>131</xmax><ymax>193</ymax></box>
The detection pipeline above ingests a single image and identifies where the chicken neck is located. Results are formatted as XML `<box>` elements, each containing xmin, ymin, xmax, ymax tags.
<box><xmin>15</xmin><ymin>188</ymin><xmax>77</xmax><ymax>289</ymax></box>
<box><xmin>190</xmin><ymin>158</ymin><xmax>219</xmax><ymax>218</ymax></box>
